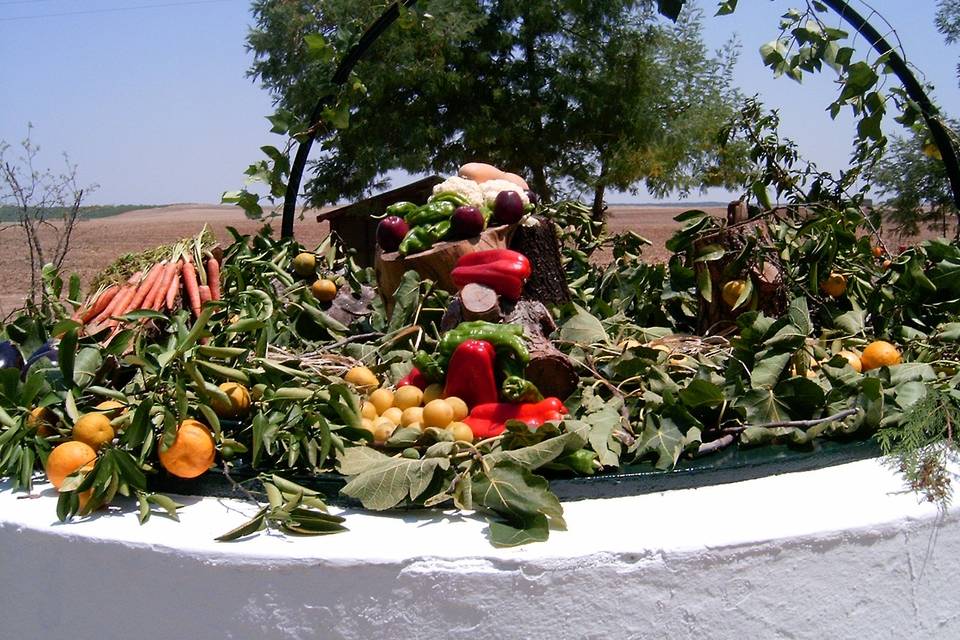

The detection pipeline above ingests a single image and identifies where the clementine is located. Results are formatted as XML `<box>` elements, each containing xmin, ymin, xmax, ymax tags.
<box><xmin>860</xmin><ymin>340</ymin><xmax>901</xmax><ymax>371</ymax></box>
<box><xmin>158</xmin><ymin>419</ymin><xmax>216</xmax><ymax>479</ymax></box>
<box><xmin>45</xmin><ymin>441</ymin><xmax>97</xmax><ymax>489</ymax></box>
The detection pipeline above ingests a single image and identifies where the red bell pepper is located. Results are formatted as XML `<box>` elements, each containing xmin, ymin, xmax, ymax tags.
<box><xmin>443</xmin><ymin>339</ymin><xmax>500</xmax><ymax>409</ymax></box>
<box><xmin>451</xmin><ymin>249</ymin><xmax>531</xmax><ymax>300</ymax></box>
<box><xmin>397</xmin><ymin>367</ymin><xmax>428</xmax><ymax>390</ymax></box>
<box><xmin>464</xmin><ymin>398</ymin><xmax>568</xmax><ymax>439</ymax></box>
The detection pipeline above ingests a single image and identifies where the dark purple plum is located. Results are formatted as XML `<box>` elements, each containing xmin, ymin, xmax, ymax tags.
<box><xmin>493</xmin><ymin>191</ymin><xmax>525</xmax><ymax>225</ymax></box>
<box><xmin>450</xmin><ymin>206</ymin><xmax>485</xmax><ymax>239</ymax></box>
<box><xmin>377</xmin><ymin>216</ymin><xmax>410</xmax><ymax>253</ymax></box>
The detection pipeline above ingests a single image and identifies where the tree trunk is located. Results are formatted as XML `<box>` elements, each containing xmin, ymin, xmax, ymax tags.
<box><xmin>507</xmin><ymin>216</ymin><xmax>571</xmax><ymax>306</ymax></box>
<box><xmin>592</xmin><ymin>183</ymin><xmax>606</xmax><ymax>222</ymax></box>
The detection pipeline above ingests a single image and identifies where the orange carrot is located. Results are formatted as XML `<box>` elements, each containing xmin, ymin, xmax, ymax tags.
<box><xmin>140</xmin><ymin>261</ymin><xmax>167</xmax><ymax>311</ymax></box>
<box><xmin>92</xmin><ymin>273</ymin><xmax>140</xmax><ymax>325</ymax></box>
<box><xmin>165</xmin><ymin>263</ymin><xmax>183</xmax><ymax>310</ymax></box>
<box><xmin>126</xmin><ymin>262</ymin><xmax>164</xmax><ymax>312</ymax></box>
<box><xmin>206</xmin><ymin>257</ymin><xmax>221</xmax><ymax>300</ymax></box>
<box><xmin>181</xmin><ymin>259</ymin><xmax>202</xmax><ymax>317</ymax></box>
<box><xmin>198</xmin><ymin>285</ymin><xmax>211</xmax><ymax>305</ymax></box>
<box><xmin>80</xmin><ymin>285</ymin><xmax>119</xmax><ymax>324</ymax></box>
<box><xmin>148</xmin><ymin>260</ymin><xmax>177</xmax><ymax>311</ymax></box>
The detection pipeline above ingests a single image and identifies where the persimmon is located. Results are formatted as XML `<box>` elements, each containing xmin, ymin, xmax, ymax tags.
<box><xmin>861</xmin><ymin>341</ymin><xmax>901</xmax><ymax>371</ymax></box>
<box><xmin>310</xmin><ymin>278</ymin><xmax>337</xmax><ymax>302</ymax></box>
<box><xmin>46</xmin><ymin>441</ymin><xmax>97</xmax><ymax>489</ymax></box>
<box><xmin>211</xmin><ymin>382</ymin><xmax>251</xmax><ymax>419</ymax></box>
<box><xmin>26</xmin><ymin>407</ymin><xmax>57</xmax><ymax>437</ymax></box>
<box><xmin>820</xmin><ymin>273</ymin><xmax>847</xmax><ymax>298</ymax></box>
<box><xmin>158</xmin><ymin>419</ymin><xmax>216</xmax><ymax>479</ymax></box>
<box><xmin>721</xmin><ymin>280</ymin><xmax>747</xmax><ymax>308</ymax></box>
<box><xmin>72</xmin><ymin>413</ymin><xmax>115</xmax><ymax>450</ymax></box>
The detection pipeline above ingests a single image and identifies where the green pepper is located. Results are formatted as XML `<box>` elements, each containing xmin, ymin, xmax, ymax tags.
<box><xmin>438</xmin><ymin>321</ymin><xmax>529</xmax><ymax>365</ymax></box>
<box><xmin>501</xmin><ymin>375</ymin><xmax>543</xmax><ymax>403</ymax></box>
<box><xmin>405</xmin><ymin>200</ymin><xmax>456</xmax><ymax>226</ymax></box>
<box><xmin>398</xmin><ymin>219</ymin><xmax>451</xmax><ymax>255</ymax></box>
<box><xmin>551</xmin><ymin>449</ymin><xmax>598</xmax><ymax>475</ymax></box>
<box><xmin>428</xmin><ymin>192</ymin><xmax>471</xmax><ymax>207</ymax></box>
<box><xmin>386</xmin><ymin>201</ymin><xmax>418</xmax><ymax>217</ymax></box>
<box><xmin>412</xmin><ymin>351</ymin><xmax>445</xmax><ymax>382</ymax></box>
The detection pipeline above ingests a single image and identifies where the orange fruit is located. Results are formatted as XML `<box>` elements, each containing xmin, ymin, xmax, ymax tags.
<box><xmin>158</xmin><ymin>419</ymin><xmax>216</xmax><ymax>479</ymax></box>
<box><xmin>368</xmin><ymin>388</ymin><xmax>394</xmax><ymax>415</ymax></box>
<box><xmin>95</xmin><ymin>399</ymin><xmax>127</xmax><ymax>418</ymax></box>
<box><xmin>345</xmin><ymin>366</ymin><xmax>378</xmax><ymax>389</ymax></box>
<box><xmin>721</xmin><ymin>280</ymin><xmax>747</xmax><ymax>308</ymax></box>
<box><xmin>447</xmin><ymin>422</ymin><xmax>474</xmax><ymax>442</ymax></box>
<box><xmin>292</xmin><ymin>252</ymin><xmax>316</xmax><ymax>277</ymax></box>
<box><xmin>882</xmin><ymin>259</ymin><xmax>892</xmax><ymax>270</ymax></box>
<box><xmin>872</xmin><ymin>246</ymin><xmax>884</xmax><ymax>258</ymax></box>
<box><xmin>860</xmin><ymin>340</ymin><xmax>901</xmax><ymax>371</ymax></box>
<box><xmin>837</xmin><ymin>350</ymin><xmax>862</xmax><ymax>373</ymax></box>
<box><xmin>820</xmin><ymin>272</ymin><xmax>847</xmax><ymax>298</ymax></box>
<box><xmin>310</xmin><ymin>278</ymin><xmax>337</xmax><ymax>302</ymax></box>
<box><xmin>26</xmin><ymin>407</ymin><xmax>57</xmax><ymax>437</ymax></box>
<box><xmin>211</xmin><ymin>382</ymin><xmax>251</xmax><ymax>419</ymax></box>
<box><xmin>72</xmin><ymin>413</ymin><xmax>115</xmax><ymax>450</ymax></box>
<box><xmin>46</xmin><ymin>441</ymin><xmax>97</xmax><ymax>489</ymax></box>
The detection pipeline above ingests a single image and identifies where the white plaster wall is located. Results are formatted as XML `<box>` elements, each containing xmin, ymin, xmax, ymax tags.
<box><xmin>1</xmin><ymin>458</ymin><xmax>958</xmax><ymax>639</ymax></box>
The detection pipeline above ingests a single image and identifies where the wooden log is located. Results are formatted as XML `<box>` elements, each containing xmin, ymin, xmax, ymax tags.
<box><xmin>507</xmin><ymin>217</ymin><xmax>570</xmax><ymax>306</ymax></box>
<box><xmin>375</xmin><ymin>224</ymin><xmax>514</xmax><ymax>312</ymax></box>
<box><xmin>502</xmin><ymin>299</ymin><xmax>578</xmax><ymax>401</ymax></box>
<box><xmin>459</xmin><ymin>283</ymin><xmax>500</xmax><ymax>321</ymax></box>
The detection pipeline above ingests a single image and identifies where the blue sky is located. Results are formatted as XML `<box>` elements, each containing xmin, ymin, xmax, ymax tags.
<box><xmin>1</xmin><ymin>0</ymin><xmax>957</xmax><ymax>205</ymax></box>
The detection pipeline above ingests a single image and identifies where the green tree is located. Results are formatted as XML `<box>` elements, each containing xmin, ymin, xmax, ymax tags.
<box><xmin>246</xmin><ymin>0</ymin><xmax>743</xmax><ymax>219</ymax></box>
<box><xmin>870</xmin><ymin>123</ymin><xmax>960</xmax><ymax>239</ymax></box>
<box><xmin>938</xmin><ymin>0</ymin><xmax>960</xmax><ymax>86</ymax></box>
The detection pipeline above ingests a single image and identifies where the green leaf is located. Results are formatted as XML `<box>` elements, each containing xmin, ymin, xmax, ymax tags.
<box><xmin>485</xmin><ymin>427</ymin><xmax>587</xmax><ymax>470</ymax></box>
<box><xmin>72</xmin><ymin>348</ymin><xmax>102</xmax><ymax>388</ymax></box>
<box><xmin>58</xmin><ymin>329</ymin><xmax>77</xmax><ymax>386</ymax></box>
<box><xmin>738</xmin><ymin>388</ymin><xmax>792</xmax><ymax>424</ymax></box>
<box><xmin>488</xmin><ymin>513</ymin><xmax>550</xmax><ymax>547</ymax></box>
<box><xmin>559</xmin><ymin>305</ymin><xmax>608</xmax><ymax>344</ymax></box>
<box><xmin>388</xmin><ymin>271</ymin><xmax>421</xmax><ymax>333</ymax></box>
<box><xmin>473</xmin><ymin>461</ymin><xmax>565</xmax><ymax>529</ymax></box>
<box><xmin>750</xmin><ymin>352</ymin><xmax>792</xmax><ymax>388</ymax></box>
<box><xmin>679</xmin><ymin>379</ymin><xmax>725</xmax><ymax>408</ymax></box>
<box><xmin>833</xmin><ymin>309</ymin><xmax>866</xmax><ymax>335</ymax></box>
<box><xmin>216</xmin><ymin>507</ymin><xmax>268</xmax><ymax>542</ymax></box>
<box><xmin>636</xmin><ymin>418</ymin><xmax>684</xmax><ymax>469</ymax></box>
<box><xmin>697</xmin><ymin>265</ymin><xmax>712</xmax><ymax>303</ymax></box>
<box><xmin>340</xmin><ymin>455</ymin><xmax>449</xmax><ymax>510</ymax></box>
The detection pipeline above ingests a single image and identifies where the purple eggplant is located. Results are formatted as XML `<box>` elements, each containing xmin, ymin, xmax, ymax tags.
<box><xmin>0</xmin><ymin>341</ymin><xmax>23</xmax><ymax>371</ymax></box>
<box><xmin>21</xmin><ymin>341</ymin><xmax>58</xmax><ymax>379</ymax></box>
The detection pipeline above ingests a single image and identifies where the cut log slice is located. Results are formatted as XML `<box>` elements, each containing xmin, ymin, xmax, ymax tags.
<box><xmin>459</xmin><ymin>283</ymin><xmax>500</xmax><ymax>321</ymax></box>
<box><xmin>375</xmin><ymin>224</ymin><xmax>514</xmax><ymax>312</ymax></box>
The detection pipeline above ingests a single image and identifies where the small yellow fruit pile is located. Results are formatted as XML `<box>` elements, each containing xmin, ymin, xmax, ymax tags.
<box><xmin>361</xmin><ymin>384</ymin><xmax>473</xmax><ymax>444</ymax></box>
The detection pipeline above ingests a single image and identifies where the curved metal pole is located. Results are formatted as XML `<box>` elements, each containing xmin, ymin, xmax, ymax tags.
<box><xmin>821</xmin><ymin>0</ymin><xmax>960</xmax><ymax>210</ymax></box>
<box><xmin>281</xmin><ymin>0</ymin><xmax>419</xmax><ymax>239</ymax></box>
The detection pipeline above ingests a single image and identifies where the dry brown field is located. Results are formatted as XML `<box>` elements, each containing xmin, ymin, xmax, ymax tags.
<box><xmin>0</xmin><ymin>202</ymin><xmax>952</xmax><ymax>315</ymax></box>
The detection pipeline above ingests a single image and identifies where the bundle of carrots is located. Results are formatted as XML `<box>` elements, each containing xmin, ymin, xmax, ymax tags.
<box><xmin>76</xmin><ymin>243</ymin><xmax>222</xmax><ymax>338</ymax></box>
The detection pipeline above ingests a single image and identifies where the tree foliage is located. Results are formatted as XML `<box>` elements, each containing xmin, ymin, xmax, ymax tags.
<box><xmin>870</xmin><ymin>122</ymin><xmax>960</xmax><ymax>239</ymax></box>
<box><xmin>244</xmin><ymin>0</ymin><xmax>744</xmax><ymax>218</ymax></box>
<box><xmin>938</xmin><ymin>0</ymin><xmax>960</xmax><ymax>86</ymax></box>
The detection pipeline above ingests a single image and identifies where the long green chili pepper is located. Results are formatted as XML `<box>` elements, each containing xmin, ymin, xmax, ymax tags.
<box><xmin>405</xmin><ymin>200</ymin><xmax>456</xmax><ymax>226</ymax></box>
<box><xmin>386</xmin><ymin>201</ymin><xmax>418</xmax><ymax>217</ymax></box>
<box><xmin>428</xmin><ymin>192</ymin><xmax>471</xmax><ymax>207</ymax></box>
<box><xmin>438</xmin><ymin>321</ymin><xmax>529</xmax><ymax>365</ymax></box>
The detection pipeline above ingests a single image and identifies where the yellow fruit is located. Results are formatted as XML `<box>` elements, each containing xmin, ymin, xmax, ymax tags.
<box><xmin>837</xmin><ymin>350</ymin><xmax>862</xmax><ymax>373</ymax></box>
<box><xmin>722</xmin><ymin>279</ymin><xmax>747</xmax><ymax>308</ymax></box>
<box><xmin>292</xmin><ymin>252</ymin><xmax>316</xmax><ymax>277</ymax></box>
<box><xmin>361</xmin><ymin>418</ymin><xmax>375</xmax><ymax>433</ymax></box>
<box><xmin>72</xmin><ymin>413</ymin><xmax>115</xmax><ymax>450</ymax></box>
<box><xmin>26</xmin><ymin>407</ymin><xmax>57</xmax><ymax>437</ymax></box>
<box><xmin>372</xmin><ymin>418</ymin><xmax>396</xmax><ymax>443</ymax></box>
<box><xmin>820</xmin><ymin>272</ymin><xmax>847</xmax><ymax>298</ymax></box>
<box><xmin>860</xmin><ymin>340</ymin><xmax>901</xmax><ymax>371</ymax></box>
<box><xmin>345</xmin><ymin>366</ymin><xmax>379</xmax><ymax>389</ymax></box>
<box><xmin>94</xmin><ymin>400</ymin><xmax>127</xmax><ymax>419</ymax></box>
<box><xmin>394</xmin><ymin>385</ymin><xmax>423</xmax><ymax>410</ymax></box>
<box><xmin>369</xmin><ymin>388</ymin><xmax>395</xmax><ymax>415</ymax></box>
<box><xmin>423</xmin><ymin>399</ymin><xmax>454</xmax><ymax>429</ymax></box>
<box><xmin>45</xmin><ymin>441</ymin><xmax>97</xmax><ymax>490</ymax></box>
<box><xmin>381</xmin><ymin>407</ymin><xmax>403</xmax><ymax>425</ymax></box>
<box><xmin>444</xmin><ymin>396</ymin><xmax>469</xmax><ymax>421</ymax></box>
<box><xmin>361</xmin><ymin>401</ymin><xmax>379</xmax><ymax>420</ymax></box>
<box><xmin>407</xmin><ymin>421</ymin><xmax>424</xmax><ymax>432</ymax></box>
<box><xmin>211</xmin><ymin>382</ymin><xmax>251</xmax><ymax>419</ymax></box>
<box><xmin>401</xmin><ymin>406</ymin><xmax>424</xmax><ymax>427</ymax></box>
<box><xmin>447</xmin><ymin>421</ymin><xmax>474</xmax><ymax>442</ymax></box>
<box><xmin>423</xmin><ymin>383</ymin><xmax>444</xmax><ymax>404</ymax></box>
<box><xmin>310</xmin><ymin>279</ymin><xmax>337</xmax><ymax>302</ymax></box>
<box><xmin>158</xmin><ymin>419</ymin><xmax>216</xmax><ymax>479</ymax></box>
